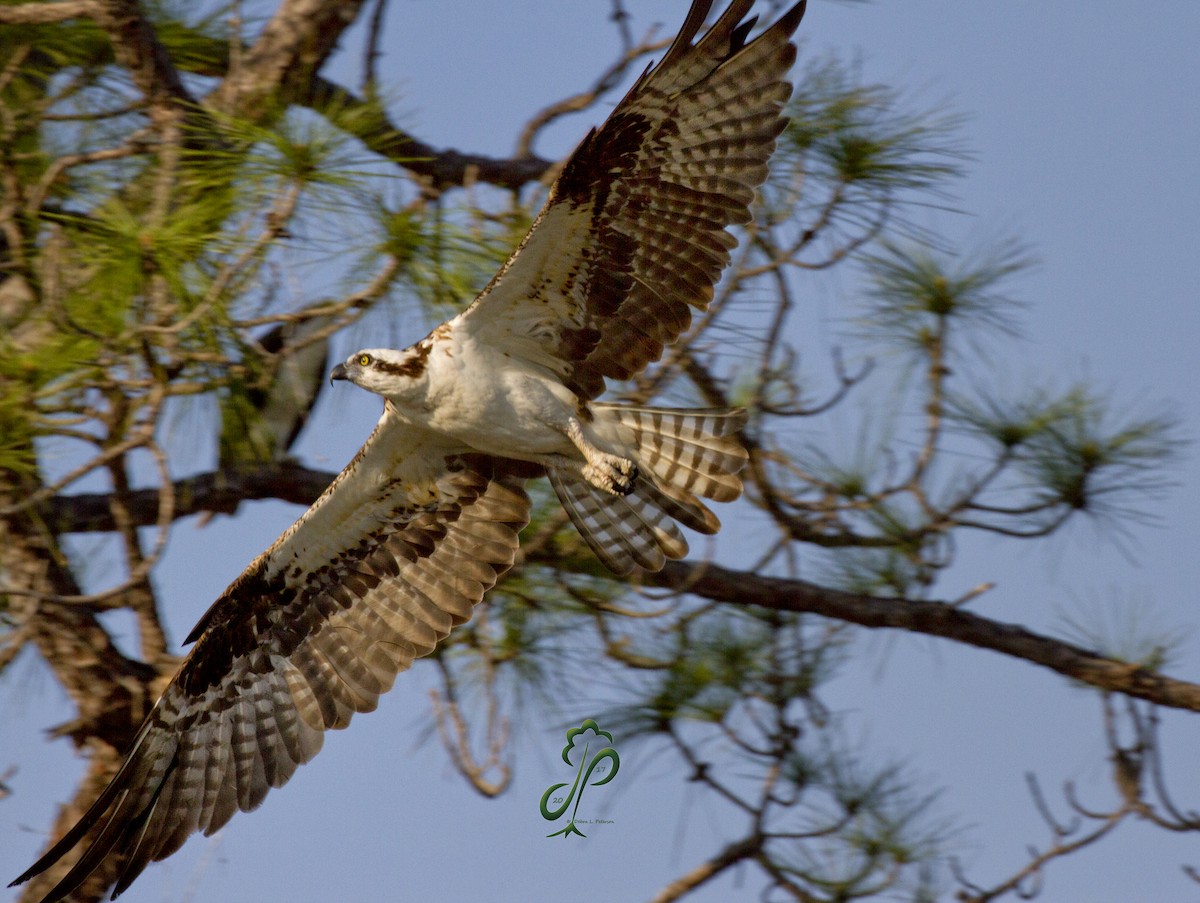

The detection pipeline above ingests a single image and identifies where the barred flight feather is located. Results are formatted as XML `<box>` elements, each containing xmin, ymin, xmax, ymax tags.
<box><xmin>461</xmin><ymin>0</ymin><xmax>806</xmax><ymax>401</ymax></box>
<box><xmin>14</xmin><ymin>414</ymin><xmax>531</xmax><ymax>902</ymax></box>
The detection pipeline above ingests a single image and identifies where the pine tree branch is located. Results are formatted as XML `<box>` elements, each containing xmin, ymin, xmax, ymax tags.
<box><xmin>0</xmin><ymin>496</ymin><xmax>159</xmax><ymax>745</ymax></box>
<box><xmin>650</xmin><ymin>833</ymin><xmax>766</xmax><ymax>903</ymax></box>
<box><xmin>0</xmin><ymin>1</ymin><xmax>100</xmax><ymax>24</ymax></box>
<box><xmin>42</xmin><ymin>461</ymin><xmax>335</xmax><ymax>531</ymax></box>
<box><xmin>38</xmin><ymin>465</ymin><xmax>1200</xmax><ymax>714</ymax></box>
<box><xmin>199</xmin><ymin>0</ymin><xmax>555</xmax><ymax>187</ymax></box>
<box><xmin>643</xmin><ymin>560</ymin><xmax>1200</xmax><ymax>713</ymax></box>
<box><xmin>91</xmin><ymin>0</ymin><xmax>197</xmax><ymax>111</ymax></box>
<box><xmin>172</xmin><ymin>47</ymin><xmax>555</xmax><ymax>187</ymax></box>
<box><xmin>303</xmin><ymin>76</ymin><xmax>553</xmax><ymax>190</ymax></box>
<box><xmin>3</xmin><ymin>2</ymin><xmax>554</xmax><ymax>190</ymax></box>
<box><xmin>0</xmin><ymin>494</ymin><xmax>162</xmax><ymax>903</ymax></box>
<box><xmin>206</xmin><ymin>0</ymin><xmax>369</xmax><ymax>119</ymax></box>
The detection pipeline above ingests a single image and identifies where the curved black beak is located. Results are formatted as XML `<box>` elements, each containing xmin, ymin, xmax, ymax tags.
<box><xmin>329</xmin><ymin>363</ymin><xmax>349</xmax><ymax>385</ymax></box>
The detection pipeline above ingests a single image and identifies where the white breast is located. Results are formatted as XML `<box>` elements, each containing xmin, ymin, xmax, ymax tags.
<box><xmin>412</xmin><ymin>323</ymin><xmax>580</xmax><ymax>461</ymax></box>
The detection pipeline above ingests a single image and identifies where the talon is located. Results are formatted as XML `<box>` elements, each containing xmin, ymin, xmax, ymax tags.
<box><xmin>613</xmin><ymin>463</ymin><xmax>638</xmax><ymax>496</ymax></box>
<box><xmin>583</xmin><ymin>458</ymin><xmax>639</xmax><ymax>496</ymax></box>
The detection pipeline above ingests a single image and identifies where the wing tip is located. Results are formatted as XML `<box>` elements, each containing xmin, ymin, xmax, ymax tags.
<box><xmin>659</xmin><ymin>0</ymin><xmax>807</xmax><ymax>74</ymax></box>
<box><xmin>778</xmin><ymin>0</ymin><xmax>808</xmax><ymax>44</ymax></box>
<box><xmin>658</xmin><ymin>0</ymin><xmax>717</xmax><ymax>71</ymax></box>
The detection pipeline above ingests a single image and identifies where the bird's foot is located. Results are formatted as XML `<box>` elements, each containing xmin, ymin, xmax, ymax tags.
<box><xmin>583</xmin><ymin>455</ymin><xmax>639</xmax><ymax>496</ymax></box>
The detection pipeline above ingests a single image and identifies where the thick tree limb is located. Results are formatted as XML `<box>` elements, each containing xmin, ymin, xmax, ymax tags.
<box><xmin>0</xmin><ymin>496</ymin><xmax>159</xmax><ymax>737</ymax></box>
<box><xmin>39</xmin><ymin>465</ymin><xmax>1200</xmax><ymax>714</ymax></box>
<box><xmin>44</xmin><ymin>462</ymin><xmax>334</xmax><ymax>532</ymax></box>
<box><xmin>0</xmin><ymin>1</ymin><xmax>100</xmax><ymax>24</ymax></box>
<box><xmin>0</xmin><ymin>496</ymin><xmax>162</xmax><ymax>903</ymax></box>
<box><xmin>306</xmin><ymin>77</ymin><xmax>553</xmax><ymax>190</ymax></box>
<box><xmin>6</xmin><ymin>4</ymin><xmax>553</xmax><ymax>190</ymax></box>
<box><xmin>199</xmin><ymin>0</ymin><xmax>555</xmax><ymax>188</ymax></box>
<box><xmin>206</xmin><ymin>0</ymin><xmax>368</xmax><ymax>119</ymax></box>
<box><xmin>171</xmin><ymin>39</ymin><xmax>556</xmax><ymax>187</ymax></box>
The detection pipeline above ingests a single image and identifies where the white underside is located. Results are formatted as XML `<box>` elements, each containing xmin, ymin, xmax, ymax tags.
<box><xmin>390</xmin><ymin>326</ymin><xmax>625</xmax><ymax>468</ymax></box>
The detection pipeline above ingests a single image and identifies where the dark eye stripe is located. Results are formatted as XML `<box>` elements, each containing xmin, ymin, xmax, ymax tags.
<box><xmin>371</xmin><ymin>340</ymin><xmax>431</xmax><ymax>379</ymax></box>
<box><xmin>374</xmin><ymin>357</ymin><xmax>427</xmax><ymax>378</ymax></box>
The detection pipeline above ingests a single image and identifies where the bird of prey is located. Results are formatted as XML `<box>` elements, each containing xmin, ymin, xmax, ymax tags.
<box><xmin>12</xmin><ymin>1</ymin><xmax>806</xmax><ymax>899</ymax></box>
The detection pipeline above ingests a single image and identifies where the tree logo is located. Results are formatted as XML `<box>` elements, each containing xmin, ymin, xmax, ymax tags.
<box><xmin>539</xmin><ymin>719</ymin><xmax>620</xmax><ymax>838</ymax></box>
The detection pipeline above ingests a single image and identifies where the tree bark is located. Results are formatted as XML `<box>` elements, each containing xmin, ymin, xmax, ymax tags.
<box><xmin>1</xmin><ymin>495</ymin><xmax>161</xmax><ymax>903</ymax></box>
<box><xmin>206</xmin><ymin>0</ymin><xmax>369</xmax><ymax>119</ymax></box>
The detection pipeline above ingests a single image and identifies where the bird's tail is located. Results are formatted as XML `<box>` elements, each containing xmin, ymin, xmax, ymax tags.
<box><xmin>548</xmin><ymin>405</ymin><xmax>748</xmax><ymax>575</ymax></box>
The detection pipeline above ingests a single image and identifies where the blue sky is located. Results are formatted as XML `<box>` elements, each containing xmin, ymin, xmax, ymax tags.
<box><xmin>4</xmin><ymin>2</ymin><xmax>1200</xmax><ymax>901</ymax></box>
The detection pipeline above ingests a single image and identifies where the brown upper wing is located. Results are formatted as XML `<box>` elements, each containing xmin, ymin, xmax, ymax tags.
<box><xmin>12</xmin><ymin>411</ymin><xmax>530</xmax><ymax>902</ymax></box>
<box><xmin>457</xmin><ymin>0</ymin><xmax>806</xmax><ymax>399</ymax></box>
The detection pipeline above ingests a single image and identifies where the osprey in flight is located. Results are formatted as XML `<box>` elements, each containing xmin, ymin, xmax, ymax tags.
<box><xmin>13</xmin><ymin>0</ymin><xmax>806</xmax><ymax>899</ymax></box>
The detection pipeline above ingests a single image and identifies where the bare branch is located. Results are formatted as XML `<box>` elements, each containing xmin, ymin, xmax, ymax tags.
<box><xmin>428</xmin><ymin>652</ymin><xmax>511</xmax><ymax>798</ymax></box>
<box><xmin>956</xmin><ymin>778</ymin><xmax>1126</xmax><ymax>903</ymax></box>
<box><xmin>514</xmin><ymin>28</ymin><xmax>671</xmax><ymax>158</ymax></box>
<box><xmin>650</xmin><ymin>833</ymin><xmax>765</xmax><ymax>903</ymax></box>
<box><xmin>361</xmin><ymin>0</ymin><xmax>389</xmax><ymax>96</ymax></box>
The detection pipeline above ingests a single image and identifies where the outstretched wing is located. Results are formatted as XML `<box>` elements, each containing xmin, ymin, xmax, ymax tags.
<box><xmin>13</xmin><ymin>410</ymin><xmax>530</xmax><ymax>902</ymax></box>
<box><xmin>457</xmin><ymin>0</ymin><xmax>806</xmax><ymax>400</ymax></box>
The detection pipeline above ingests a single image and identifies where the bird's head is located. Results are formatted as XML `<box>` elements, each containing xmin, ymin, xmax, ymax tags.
<box><xmin>330</xmin><ymin>345</ymin><xmax>430</xmax><ymax>398</ymax></box>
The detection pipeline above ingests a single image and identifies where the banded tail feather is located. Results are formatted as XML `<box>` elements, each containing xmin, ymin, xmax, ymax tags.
<box><xmin>551</xmin><ymin>406</ymin><xmax>748</xmax><ymax>575</ymax></box>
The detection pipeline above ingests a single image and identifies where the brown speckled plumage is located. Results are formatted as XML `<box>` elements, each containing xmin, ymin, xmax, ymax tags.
<box><xmin>462</xmin><ymin>0</ymin><xmax>804</xmax><ymax>400</ymax></box>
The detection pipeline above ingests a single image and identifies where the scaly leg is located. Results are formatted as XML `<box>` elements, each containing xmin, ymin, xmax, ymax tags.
<box><xmin>564</xmin><ymin>417</ymin><xmax>638</xmax><ymax>496</ymax></box>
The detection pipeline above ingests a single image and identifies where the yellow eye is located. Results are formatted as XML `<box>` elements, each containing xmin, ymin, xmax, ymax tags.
<box><xmin>358</xmin><ymin>354</ymin><xmax>372</xmax><ymax>366</ymax></box>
